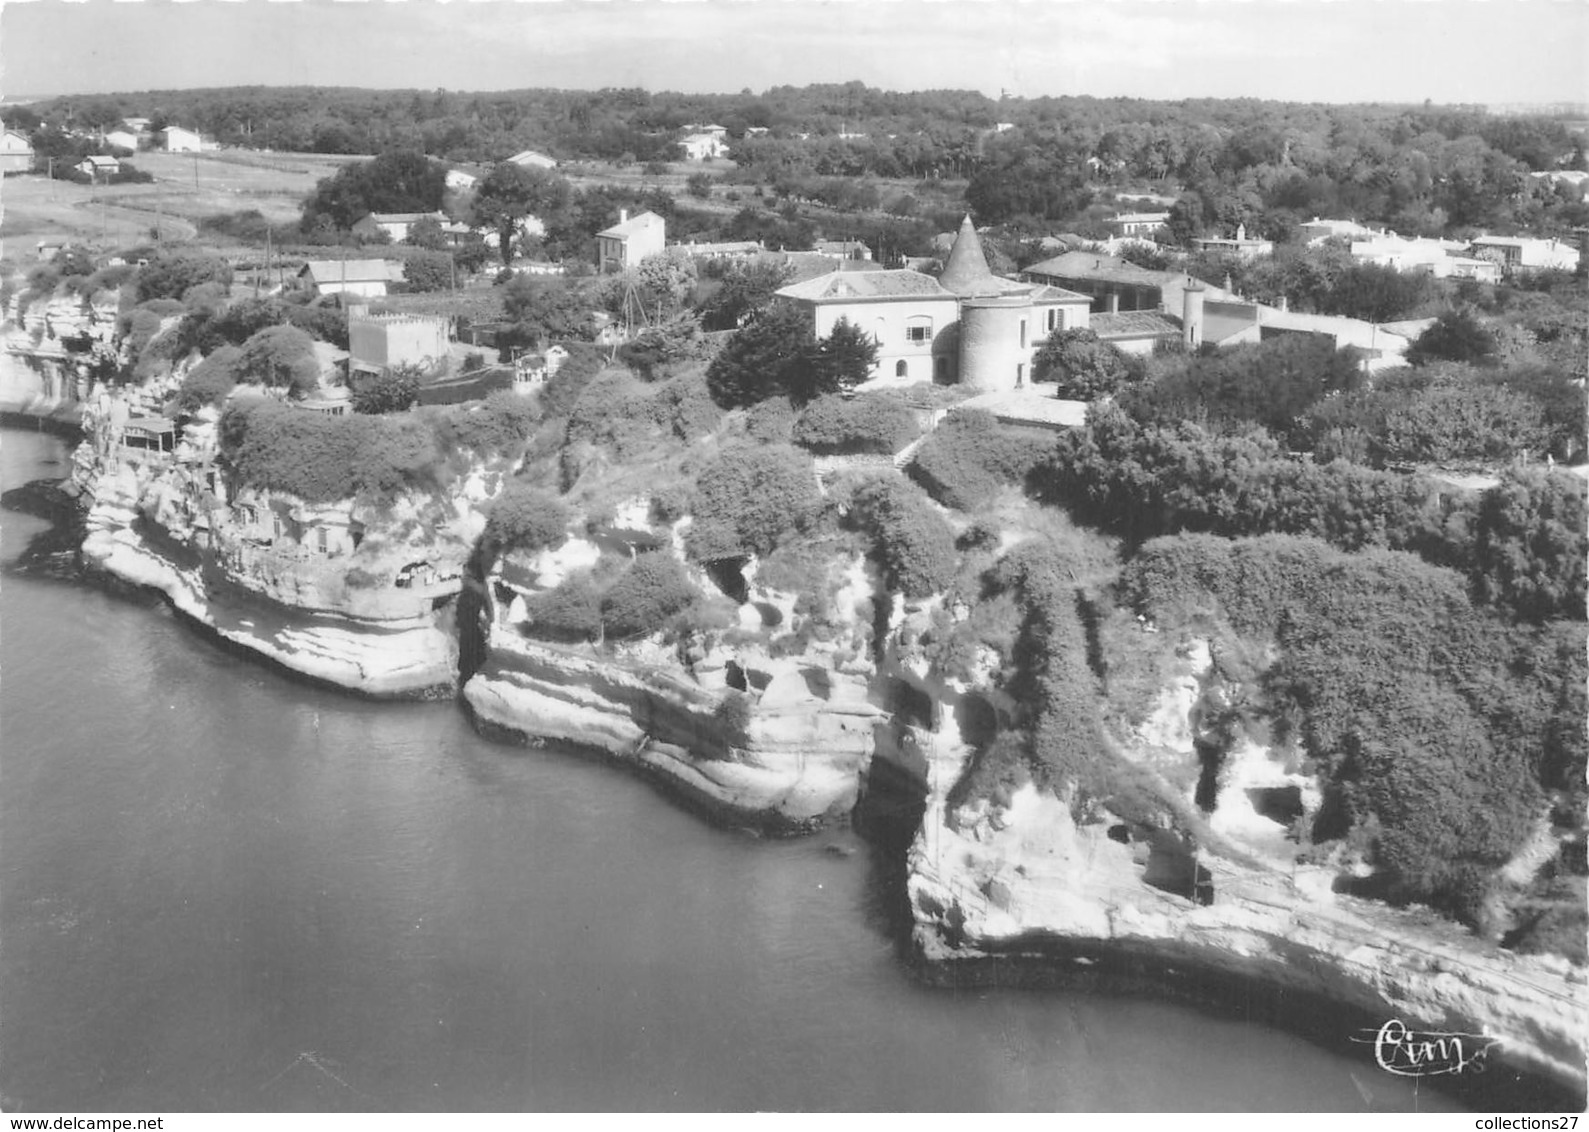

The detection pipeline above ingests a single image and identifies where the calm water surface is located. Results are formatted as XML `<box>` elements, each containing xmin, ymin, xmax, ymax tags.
<box><xmin>0</xmin><ymin>428</ymin><xmax>1457</xmax><ymax>1113</ymax></box>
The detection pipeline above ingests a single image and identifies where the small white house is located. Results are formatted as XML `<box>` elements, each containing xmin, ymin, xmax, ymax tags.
<box><xmin>75</xmin><ymin>155</ymin><xmax>121</xmax><ymax>180</ymax></box>
<box><xmin>0</xmin><ymin>129</ymin><xmax>34</xmax><ymax>173</ymax></box>
<box><xmin>507</xmin><ymin>150</ymin><xmax>558</xmax><ymax>170</ymax></box>
<box><xmin>678</xmin><ymin>134</ymin><xmax>728</xmax><ymax>161</ymax></box>
<box><xmin>596</xmin><ymin>210</ymin><xmax>666</xmax><ymax>272</ymax></box>
<box><xmin>160</xmin><ymin>126</ymin><xmax>204</xmax><ymax>153</ymax></box>
<box><xmin>297</xmin><ymin>259</ymin><xmax>405</xmax><ymax>299</ymax></box>
<box><xmin>103</xmin><ymin>130</ymin><xmax>140</xmax><ymax>152</ymax></box>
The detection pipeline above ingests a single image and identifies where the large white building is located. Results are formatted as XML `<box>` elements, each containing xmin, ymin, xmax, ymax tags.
<box><xmin>776</xmin><ymin>216</ymin><xmax>1092</xmax><ymax>391</ymax></box>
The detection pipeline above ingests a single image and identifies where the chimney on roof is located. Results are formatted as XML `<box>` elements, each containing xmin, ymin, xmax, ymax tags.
<box><xmin>620</xmin><ymin>209</ymin><xmax>629</xmax><ymax>224</ymax></box>
<box><xmin>1236</xmin><ymin>223</ymin><xmax>1246</xmax><ymax>242</ymax></box>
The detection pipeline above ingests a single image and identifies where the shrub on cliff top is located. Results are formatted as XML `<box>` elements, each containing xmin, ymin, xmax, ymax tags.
<box><xmin>486</xmin><ymin>480</ymin><xmax>572</xmax><ymax>557</ymax></box>
<box><xmin>427</xmin><ymin>391</ymin><xmax>541</xmax><ymax>459</ymax></box>
<box><xmin>600</xmin><ymin>552</ymin><xmax>699</xmax><ymax>638</ymax></box>
<box><xmin>908</xmin><ymin>409</ymin><xmax>1051</xmax><ymax>512</ymax></box>
<box><xmin>792</xmin><ymin>393</ymin><xmax>920</xmax><ymax>456</ymax></box>
<box><xmin>687</xmin><ymin>444</ymin><xmax>819</xmax><ymax>562</ymax></box>
<box><xmin>522</xmin><ymin>572</ymin><xmax>603</xmax><ymax>643</ymax></box>
<box><xmin>174</xmin><ymin>346</ymin><xmax>242</xmax><ymax>413</ymax></box>
<box><xmin>219</xmin><ymin>401</ymin><xmax>445</xmax><ymax>502</ymax></box>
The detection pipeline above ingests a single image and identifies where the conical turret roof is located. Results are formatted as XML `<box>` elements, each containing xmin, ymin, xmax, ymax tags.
<box><xmin>938</xmin><ymin>215</ymin><xmax>997</xmax><ymax>295</ymax></box>
<box><xmin>938</xmin><ymin>214</ymin><xmax>1028</xmax><ymax>297</ymax></box>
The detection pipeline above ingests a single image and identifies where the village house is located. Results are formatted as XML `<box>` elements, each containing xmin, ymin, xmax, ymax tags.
<box><xmin>121</xmin><ymin>117</ymin><xmax>152</xmax><ymax>135</ymax></box>
<box><xmin>74</xmin><ymin>155</ymin><xmax>120</xmax><ymax>180</ymax></box>
<box><xmin>1180</xmin><ymin>291</ymin><xmax>1421</xmax><ymax>372</ymax></box>
<box><xmin>1020</xmin><ymin>251</ymin><xmax>1236</xmax><ymax>316</ymax></box>
<box><xmin>0</xmin><ymin>129</ymin><xmax>34</xmax><ymax>174</ymax></box>
<box><xmin>444</xmin><ymin>167</ymin><xmax>479</xmax><ymax>192</ymax></box>
<box><xmin>351</xmin><ymin>210</ymin><xmax>449</xmax><ymax>244</ymax></box>
<box><xmin>1468</xmin><ymin>235</ymin><xmax>1580</xmax><ymax>275</ymax></box>
<box><xmin>103</xmin><ymin>130</ymin><xmax>140</xmax><ymax>152</ymax></box>
<box><xmin>159</xmin><ymin>125</ymin><xmax>204</xmax><ymax>153</ymax></box>
<box><xmin>678</xmin><ymin>133</ymin><xmax>728</xmax><ymax>161</ymax></box>
<box><xmin>674</xmin><ymin>239</ymin><xmax>763</xmax><ymax>259</ymax></box>
<box><xmin>775</xmin><ymin>216</ymin><xmax>1092</xmax><ymax>391</ymax></box>
<box><xmin>1348</xmin><ymin>232</ymin><xmax>1496</xmax><ymax>280</ymax></box>
<box><xmin>1299</xmin><ymin>217</ymin><xmax>1382</xmax><ymax>246</ymax></box>
<box><xmin>296</xmin><ymin>259</ymin><xmax>405</xmax><ymax>299</ymax></box>
<box><xmin>811</xmin><ymin>239</ymin><xmax>873</xmax><ymax>262</ymax></box>
<box><xmin>597</xmin><ymin>209</ymin><xmax>666</xmax><ymax>272</ymax></box>
<box><xmin>1193</xmin><ymin>223</ymin><xmax>1273</xmax><ymax>262</ymax></box>
<box><xmin>1104</xmin><ymin>211</ymin><xmax>1169</xmax><ymax>239</ymax></box>
<box><xmin>506</xmin><ymin>149</ymin><xmax>557</xmax><ymax>170</ymax></box>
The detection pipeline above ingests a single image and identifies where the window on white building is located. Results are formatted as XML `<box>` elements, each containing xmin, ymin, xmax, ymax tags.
<box><xmin>905</xmin><ymin>315</ymin><xmax>933</xmax><ymax>344</ymax></box>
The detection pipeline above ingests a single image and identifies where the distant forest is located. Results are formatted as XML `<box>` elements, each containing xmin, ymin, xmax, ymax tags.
<box><xmin>7</xmin><ymin>83</ymin><xmax>1588</xmax><ymax>238</ymax></box>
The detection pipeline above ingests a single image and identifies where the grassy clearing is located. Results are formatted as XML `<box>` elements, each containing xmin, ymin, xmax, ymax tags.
<box><xmin>1</xmin><ymin>151</ymin><xmax>362</xmax><ymax>256</ymax></box>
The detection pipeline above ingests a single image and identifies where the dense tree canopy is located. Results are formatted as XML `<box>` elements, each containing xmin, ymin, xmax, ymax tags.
<box><xmin>469</xmin><ymin>163</ymin><xmax>573</xmax><ymax>265</ymax></box>
<box><xmin>299</xmin><ymin>150</ymin><xmax>448</xmax><ymax>232</ymax></box>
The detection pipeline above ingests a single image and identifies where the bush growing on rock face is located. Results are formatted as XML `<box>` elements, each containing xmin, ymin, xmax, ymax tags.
<box><xmin>713</xmin><ymin>690</ymin><xmax>754</xmax><ymax>747</ymax></box>
<box><xmin>428</xmin><ymin>391</ymin><xmax>540</xmax><ymax>459</ymax></box>
<box><xmin>173</xmin><ymin>346</ymin><xmax>242</xmax><ymax>413</ymax></box>
<box><xmin>688</xmin><ymin>444</ymin><xmax>820</xmax><ymax>562</ymax></box>
<box><xmin>600</xmin><ymin>552</ymin><xmax>699</xmax><ymax>638</ymax></box>
<box><xmin>486</xmin><ymin>480</ymin><xmax>572</xmax><ymax>556</ymax></box>
<box><xmin>1116</xmin><ymin>532</ymin><xmax>1555</xmax><ymax>922</ymax></box>
<box><xmin>522</xmin><ymin>572</ymin><xmax>604</xmax><ymax>643</ymax></box>
<box><xmin>844</xmin><ymin>477</ymin><xmax>957</xmax><ymax>599</ymax></box>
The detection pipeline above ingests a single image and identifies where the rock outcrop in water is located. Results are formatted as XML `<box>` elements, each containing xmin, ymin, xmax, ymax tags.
<box><xmin>463</xmin><ymin>523</ymin><xmax>889</xmax><ymax>833</ymax></box>
<box><xmin>69</xmin><ymin>391</ymin><xmax>493</xmax><ymax>698</ymax></box>
<box><xmin>902</xmin><ymin>636</ymin><xmax>1589</xmax><ymax>1102</ymax></box>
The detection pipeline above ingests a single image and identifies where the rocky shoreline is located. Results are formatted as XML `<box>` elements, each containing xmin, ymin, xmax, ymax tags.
<box><xmin>6</xmin><ymin>400</ymin><xmax>1585</xmax><ymax>1108</ymax></box>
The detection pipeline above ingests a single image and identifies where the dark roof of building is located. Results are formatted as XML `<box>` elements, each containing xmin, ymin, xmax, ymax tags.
<box><xmin>1022</xmin><ymin>251</ymin><xmax>1170</xmax><ymax>287</ymax></box>
<box><xmin>777</xmin><ymin>268</ymin><xmax>954</xmax><ymax>301</ymax></box>
<box><xmin>1089</xmin><ymin>311</ymin><xmax>1182</xmax><ymax>339</ymax></box>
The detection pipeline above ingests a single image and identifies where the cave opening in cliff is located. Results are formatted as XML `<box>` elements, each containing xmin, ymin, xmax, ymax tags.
<box><xmin>703</xmin><ymin>556</ymin><xmax>749</xmax><ymax>604</ymax></box>
<box><xmin>1193</xmin><ymin>737</ymin><xmax>1224</xmax><ymax>813</ymax></box>
<box><xmin>1246</xmin><ymin>785</ymin><xmax>1304</xmax><ymax>827</ymax></box>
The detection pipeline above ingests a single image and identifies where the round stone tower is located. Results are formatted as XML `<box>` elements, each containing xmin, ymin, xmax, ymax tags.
<box><xmin>958</xmin><ymin>295</ymin><xmax>1032</xmax><ymax>393</ymax></box>
<box><xmin>940</xmin><ymin>214</ymin><xmax>1040</xmax><ymax>393</ymax></box>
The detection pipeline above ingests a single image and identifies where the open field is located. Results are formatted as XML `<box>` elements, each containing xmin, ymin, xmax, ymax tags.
<box><xmin>0</xmin><ymin>150</ymin><xmax>364</xmax><ymax>260</ymax></box>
